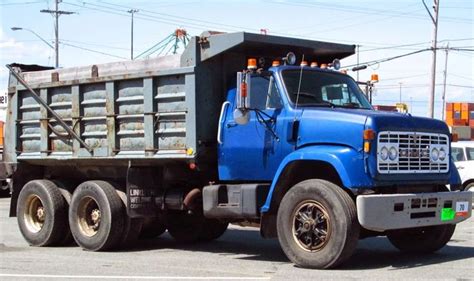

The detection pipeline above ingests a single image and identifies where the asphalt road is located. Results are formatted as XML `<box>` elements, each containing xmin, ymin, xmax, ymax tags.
<box><xmin>0</xmin><ymin>197</ymin><xmax>473</xmax><ymax>280</ymax></box>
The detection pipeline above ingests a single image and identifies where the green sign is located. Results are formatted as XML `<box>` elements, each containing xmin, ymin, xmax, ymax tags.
<box><xmin>441</xmin><ymin>208</ymin><xmax>455</xmax><ymax>221</ymax></box>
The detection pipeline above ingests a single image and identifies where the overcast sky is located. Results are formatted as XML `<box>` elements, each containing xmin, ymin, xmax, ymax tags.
<box><xmin>0</xmin><ymin>0</ymin><xmax>473</xmax><ymax>121</ymax></box>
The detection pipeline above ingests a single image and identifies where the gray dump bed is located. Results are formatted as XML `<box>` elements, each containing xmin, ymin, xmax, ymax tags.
<box><xmin>5</xmin><ymin>31</ymin><xmax>355</xmax><ymax>166</ymax></box>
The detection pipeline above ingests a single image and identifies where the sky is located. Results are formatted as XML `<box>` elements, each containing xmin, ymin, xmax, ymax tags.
<box><xmin>0</xmin><ymin>0</ymin><xmax>473</xmax><ymax>122</ymax></box>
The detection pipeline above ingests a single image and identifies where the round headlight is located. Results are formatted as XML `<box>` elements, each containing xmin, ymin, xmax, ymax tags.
<box><xmin>389</xmin><ymin>147</ymin><xmax>398</xmax><ymax>161</ymax></box>
<box><xmin>439</xmin><ymin>148</ymin><xmax>446</xmax><ymax>161</ymax></box>
<box><xmin>431</xmin><ymin>147</ymin><xmax>439</xmax><ymax>161</ymax></box>
<box><xmin>380</xmin><ymin>146</ymin><xmax>389</xmax><ymax>160</ymax></box>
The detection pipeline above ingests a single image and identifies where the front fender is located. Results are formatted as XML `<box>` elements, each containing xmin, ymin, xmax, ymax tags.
<box><xmin>261</xmin><ymin>145</ymin><xmax>373</xmax><ymax>213</ymax></box>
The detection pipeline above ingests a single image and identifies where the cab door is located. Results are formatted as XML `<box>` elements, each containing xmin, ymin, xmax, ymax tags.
<box><xmin>218</xmin><ymin>74</ymin><xmax>284</xmax><ymax>181</ymax></box>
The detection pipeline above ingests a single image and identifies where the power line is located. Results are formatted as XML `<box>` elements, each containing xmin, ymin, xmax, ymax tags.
<box><xmin>59</xmin><ymin>42</ymin><xmax>128</xmax><ymax>59</ymax></box>
<box><xmin>0</xmin><ymin>1</ymin><xmax>43</xmax><ymax>6</ymax></box>
<box><xmin>345</xmin><ymin>48</ymin><xmax>431</xmax><ymax>68</ymax></box>
<box><xmin>266</xmin><ymin>0</ymin><xmax>472</xmax><ymax>24</ymax></box>
<box><xmin>60</xmin><ymin>39</ymin><xmax>130</xmax><ymax>51</ymax></box>
<box><xmin>63</xmin><ymin>1</ymin><xmax>249</xmax><ymax>32</ymax></box>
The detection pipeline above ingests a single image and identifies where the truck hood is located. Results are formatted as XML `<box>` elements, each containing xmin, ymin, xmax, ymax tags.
<box><xmin>297</xmin><ymin>108</ymin><xmax>450</xmax><ymax>150</ymax></box>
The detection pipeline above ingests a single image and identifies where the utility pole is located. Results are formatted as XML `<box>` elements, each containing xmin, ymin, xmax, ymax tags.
<box><xmin>399</xmin><ymin>82</ymin><xmax>403</xmax><ymax>103</ymax></box>
<box><xmin>128</xmin><ymin>9</ymin><xmax>139</xmax><ymax>60</ymax></box>
<box><xmin>40</xmin><ymin>0</ymin><xmax>74</xmax><ymax>68</ymax></box>
<box><xmin>423</xmin><ymin>0</ymin><xmax>440</xmax><ymax>118</ymax></box>
<box><xmin>441</xmin><ymin>44</ymin><xmax>449</xmax><ymax>121</ymax></box>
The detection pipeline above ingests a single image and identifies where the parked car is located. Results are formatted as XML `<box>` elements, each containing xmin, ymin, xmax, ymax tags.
<box><xmin>451</xmin><ymin>141</ymin><xmax>474</xmax><ymax>196</ymax></box>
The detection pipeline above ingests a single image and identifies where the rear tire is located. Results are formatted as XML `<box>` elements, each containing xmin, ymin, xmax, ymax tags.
<box><xmin>387</xmin><ymin>224</ymin><xmax>456</xmax><ymax>253</ymax></box>
<box><xmin>120</xmin><ymin>217</ymin><xmax>143</xmax><ymax>247</ymax></box>
<box><xmin>69</xmin><ymin>181</ymin><xmax>125</xmax><ymax>251</ymax></box>
<box><xmin>277</xmin><ymin>179</ymin><xmax>359</xmax><ymax>269</ymax></box>
<box><xmin>139</xmin><ymin>217</ymin><xmax>166</xmax><ymax>239</ymax></box>
<box><xmin>17</xmin><ymin>180</ymin><xmax>70</xmax><ymax>246</ymax></box>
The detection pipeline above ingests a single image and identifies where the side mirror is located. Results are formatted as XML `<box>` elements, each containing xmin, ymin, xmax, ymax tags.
<box><xmin>235</xmin><ymin>72</ymin><xmax>251</xmax><ymax>125</ymax></box>
<box><xmin>233</xmin><ymin>108</ymin><xmax>250</xmax><ymax>125</ymax></box>
<box><xmin>236</xmin><ymin>72</ymin><xmax>251</xmax><ymax>110</ymax></box>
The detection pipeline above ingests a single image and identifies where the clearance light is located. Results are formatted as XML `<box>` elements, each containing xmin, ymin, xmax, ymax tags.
<box><xmin>363</xmin><ymin>129</ymin><xmax>375</xmax><ymax>153</ymax></box>
<box><xmin>363</xmin><ymin>129</ymin><xmax>375</xmax><ymax>140</ymax></box>
<box><xmin>186</xmin><ymin>147</ymin><xmax>194</xmax><ymax>155</ymax></box>
<box><xmin>310</xmin><ymin>62</ymin><xmax>318</xmax><ymax>68</ymax></box>
<box><xmin>364</xmin><ymin>141</ymin><xmax>371</xmax><ymax>153</ymax></box>
<box><xmin>247</xmin><ymin>58</ymin><xmax>257</xmax><ymax>70</ymax></box>
<box><xmin>320</xmin><ymin>64</ymin><xmax>328</xmax><ymax>69</ymax></box>
<box><xmin>300</xmin><ymin>61</ymin><xmax>308</xmax><ymax>67</ymax></box>
<box><xmin>371</xmin><ymin>73</ymin><xmax>379</xmax><ymax>82</ymax></box>
<box><xmin>272</xmin><ymin>60</ymin><xmax>280</xmax><ymax>67</ymax></box>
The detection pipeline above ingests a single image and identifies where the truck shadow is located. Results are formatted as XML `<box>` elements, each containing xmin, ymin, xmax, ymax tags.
<box><xmin>343</xmin><ymin>237</ymin><xmax>474</xmax><ymax>270</ymax></box>
<box><xmin>124</xmin><ymin>227</ymin><xmax>474</xmax><ymax>270</ymax></box>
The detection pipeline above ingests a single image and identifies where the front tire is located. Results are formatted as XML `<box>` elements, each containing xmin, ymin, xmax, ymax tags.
<box><xmin>277</xmin><ymin>179</ymin><xmax>359</xmax><ymax>269</ymax></box>
<box><xmin>69</xmin><ymin>181</ymin><xmax>125</xmax><ymax>251</ymax></box>
<box><xmin>198</xmin><ymin>219</ymin><xmax>228</xmax><ymax>241</ymax></box>
<box><xmin>167</xmin><ymin>213</ymin><xmax>204</xmax><ymax>243</ymax></box>
<box><xmin>17</xmin><ymin>180</ymin><xmax>70</xmax><ymax>246</ymax></box>
<box><xmin>387</xmin><ymin>224</ymin><xmax>456</xmax><ymax>253</ymax></box>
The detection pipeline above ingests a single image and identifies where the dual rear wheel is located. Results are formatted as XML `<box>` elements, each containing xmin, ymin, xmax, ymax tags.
<box><xmin>17</xmin><ymin>180</ymin><xmax>228</xmax><ymax>251</ymax></box>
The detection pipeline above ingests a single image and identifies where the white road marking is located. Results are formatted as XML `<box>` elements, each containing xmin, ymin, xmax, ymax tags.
<box><xmin>0</xmin><ymin>274</ymin><xmax>270</xmax><ymax>280</ymax></box>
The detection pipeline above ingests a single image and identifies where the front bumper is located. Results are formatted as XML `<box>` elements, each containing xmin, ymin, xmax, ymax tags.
<box><xmin>356</xmin><ymin>191</ymin><xmax>472</xmax><ymax>231</ymax></box>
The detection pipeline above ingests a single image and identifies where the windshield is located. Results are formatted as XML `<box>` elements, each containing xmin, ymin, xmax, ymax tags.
<box><xmin>282</xmin><ymin>69</ymin><xmax>372</xmax><ymax>109</ymax></box>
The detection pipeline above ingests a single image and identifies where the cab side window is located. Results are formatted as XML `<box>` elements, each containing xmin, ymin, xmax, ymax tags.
<box><xmin>249</xmin><ymin>76</ymin><xmax>282</xmax><ymax>110</ymax></box>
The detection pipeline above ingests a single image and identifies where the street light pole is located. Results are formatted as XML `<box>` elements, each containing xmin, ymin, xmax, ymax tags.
<box><xmin>128</xmin><ymin>9</ymin><xmax>139</xmax><ymax>60</ymax></box>
<box><xmin>11</xmin><ymin>27</ymin><xmax>54</xmax><ymax>50</ymax></box>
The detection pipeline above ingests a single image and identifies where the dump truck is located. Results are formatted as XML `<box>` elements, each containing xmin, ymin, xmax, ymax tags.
<box><xmin>5</xmin><ymin>31</ymin><xmax>472</xmax><ymax>269</ymax></box>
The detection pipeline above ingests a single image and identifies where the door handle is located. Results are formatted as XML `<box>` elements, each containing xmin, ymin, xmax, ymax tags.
<box><xmin>217</xmin><ymin>101</ymin><xmax>231</xmax><ymax>144</ymax></box>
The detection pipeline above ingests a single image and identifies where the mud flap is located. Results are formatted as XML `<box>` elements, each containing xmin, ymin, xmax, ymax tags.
<box><xmin>126</xmin><ymin>166</ymin><xmax>162</xmax><ymax>218</ymax></box>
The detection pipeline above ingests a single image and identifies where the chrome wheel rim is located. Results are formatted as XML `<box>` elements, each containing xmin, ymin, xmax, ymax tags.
<box><xmin>292</xmin><ymin>200</ymin><xmax>331</xmax><ymax>252</ymax></box>
<box><xmin>24</xmin><ymin>195</ymin><xmax>45</xmax><ymax>233</ymax></box>
<box><xmin>77</xmin><ymin>196</ymin><xmax>101</xmax><ymax>237</ymax></box>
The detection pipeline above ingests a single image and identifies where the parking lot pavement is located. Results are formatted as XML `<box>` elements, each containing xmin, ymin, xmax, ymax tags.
<box><xmin>0</xmin><ymin>197</ymin><xmax>473</xmax><ymax>280</ymax></box>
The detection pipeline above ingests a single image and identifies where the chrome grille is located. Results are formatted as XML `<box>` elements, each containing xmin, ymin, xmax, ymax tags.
<box><xmin>377</xmin><ymin>131</ymin><xmax>449</xmax><ymax>174</ymax></box>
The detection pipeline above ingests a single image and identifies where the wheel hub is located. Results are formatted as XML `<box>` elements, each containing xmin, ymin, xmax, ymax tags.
<box><xmin>77</xmin><ymin>197</ymin><xmax>101</xmax><ymax>237</ymax></box>
<box><xmin>36</xmin><ymin>207</ymin><xmax>45</xmax><ymax>222</ymax></box>
<box><xmin>24</xmin><ymin>194</ymin><xmax>45</xmax><ymax>233</ymax></box>
<box><xmin>292</xmin><ymin>200</ymin><xmax>331</xmax><ymax>252</ymax></box>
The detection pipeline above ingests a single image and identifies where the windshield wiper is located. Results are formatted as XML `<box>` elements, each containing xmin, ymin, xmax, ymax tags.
<box><xmin>298</xmin><ymin>101</ymin><xmax>337</xmax><ymax>108</ymax></box>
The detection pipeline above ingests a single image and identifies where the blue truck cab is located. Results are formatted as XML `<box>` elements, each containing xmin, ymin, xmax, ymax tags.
<box><xmin>206</xmin><ymin>56</ymin><xmax>472</xmax><ymax>268</ymax></box>
<box><xmin>6</xmin><ymin>31</ymin><xmax>472</xmax><ymax>269</ymax></box>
